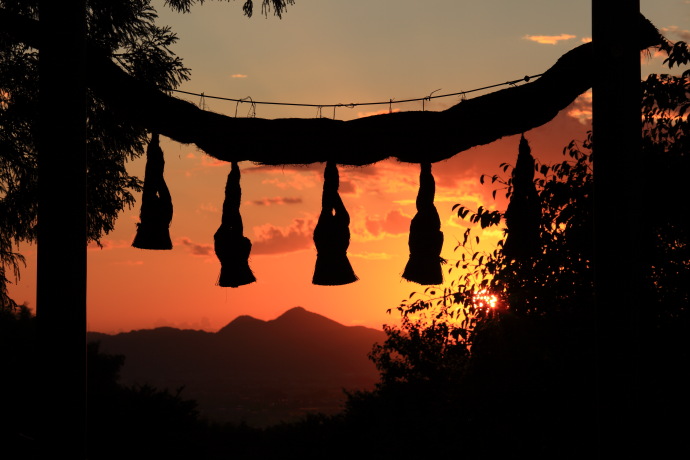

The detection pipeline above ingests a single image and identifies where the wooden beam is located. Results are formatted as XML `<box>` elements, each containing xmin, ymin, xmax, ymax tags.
<box><xmin>592</xmin><ymin>1</ymin><xmax>643</xmax><ymax>456</ymax></box>
<box><xmin>0</xmin><ymin>9</ymin><xmax>663</xmax><ymax>166</ymax></box>
<box><xmin>36</xmin><ymin>1</ymin><xmax>87</xmax><ymax>457</ymax></box>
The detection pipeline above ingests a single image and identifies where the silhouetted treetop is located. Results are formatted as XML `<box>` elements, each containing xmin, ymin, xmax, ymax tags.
<box><xmin>164</xmin><ymin>0</ymin><xmax>294</xmax><ymax>18</ymax></box>
<box><xmin>0</xmin><ymin>0</ymin><xmax>192</xmax><ymax>307</ymax></box>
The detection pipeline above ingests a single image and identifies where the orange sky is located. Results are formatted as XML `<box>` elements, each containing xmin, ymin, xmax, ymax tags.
<box><xmin>7</xmin><ymin>0</ymin><xmax>688</xmax><ymax>333</ymax></box>
<box><xmin>9</xmin><ymin>107</ymin><xmax>591</xmax><ymax>332</ymax></box>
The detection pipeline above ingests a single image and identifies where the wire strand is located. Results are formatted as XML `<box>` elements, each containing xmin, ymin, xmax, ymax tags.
<box><xmin>168</xmin><ymin>74</ymin><xmax>542</xmax><ymax>111</ymax></box>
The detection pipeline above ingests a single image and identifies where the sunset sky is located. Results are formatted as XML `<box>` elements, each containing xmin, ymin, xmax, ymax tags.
<box><xmin>8</xmin><ymin>0</ymin><xmax>690</xmax><ymax>333</ymax></box>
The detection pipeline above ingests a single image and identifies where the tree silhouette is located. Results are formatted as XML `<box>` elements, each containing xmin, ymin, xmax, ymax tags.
<box><xmin>0</xmin><ymin>0</ymin><xmax>194</xmax><ymax>308</ymax></box>
<box><xmin>0</xmin><ymin>2</ymin><xmax>293</xmax><ymax>457</ymax></box>
<box><xmin>0</xmin><ymin>0</ymin><xmax>294</xmax><ymax>311</ymax></box>
<box><xmin>0</xmin><ymin>303</ymin><xmax>38</xmax><ymax>455</ymax></box>
<box><xmin>359</xmin><ymin>42</ymin><xmax>689</xmax><ymax>456</ymax></box>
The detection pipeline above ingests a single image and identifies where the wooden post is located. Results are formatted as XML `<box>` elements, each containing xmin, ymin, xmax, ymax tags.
<box><xmin>592</xmin><ymin>1</ymin><xmax>642</xmax><ymax>456</ymax></box>
<box><xmin>37</xmin><ymin>1</ymin><xmax>87</xmax><ymax>457</ymax></box>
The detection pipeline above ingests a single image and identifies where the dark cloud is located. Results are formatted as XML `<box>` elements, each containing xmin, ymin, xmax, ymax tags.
<box><xmin>339</xmin><ymin>179</ymin><xmax>357</xmax><ymax>195</ymax></box>
<box><xmin>179</xmin><ymin>237</ymin><xmax>214</xmax><ymax>256</ymax></box>
<box><xmin>365</xmin><ymin>210</ymin><xmax>410</xmax><ymax>237</ymax></box>
<box><xmin>243</xmin><ymin>164</ymin><xmax>322</xmax><ymax>174</ymax></box>
<box><xmin>251</xmin><ymin>218</ymin><xmax>315</xmax><ymax>255</ymax></box>
<box><xmin>248</xmin><ymin>196</ymin><xmax>303</xmax><ymax>206</ymax></box>
<box><xmin>661</xmin><ymin>26</ymin><xmax>690</xmax><ymax>42</ymax></box>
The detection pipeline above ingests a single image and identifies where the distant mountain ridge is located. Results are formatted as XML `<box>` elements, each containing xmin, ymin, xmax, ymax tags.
<box><xmin>88</xmin><ymin>307</ymin><xmax>385</xmax><ymax>427</ymax></box>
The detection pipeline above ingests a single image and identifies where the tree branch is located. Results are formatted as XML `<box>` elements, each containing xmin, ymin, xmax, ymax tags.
<box><xmin>0</xmin><ymin>9</ymin><xmax>665</xmax><ymax>165</ymax></box>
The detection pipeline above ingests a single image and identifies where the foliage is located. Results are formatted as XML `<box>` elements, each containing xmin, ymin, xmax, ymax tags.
<box><xmin>372</xmin><ymin>36</ymin><xmax>690</xmax><ymax>376</ymax></box>
<box><xmin>0</xmin><ymin>305</ymin><xmax>227</xmax><ymax>458</ymax></box>
<box><xmin>358</xmin><ymin>39</ymin><xmax>690</xmax><ymax>457</ymax></box>
<box><xmin>0</xmin><ymin>1</ymin><xmax>194</xmax><ymax>309</ymax></box>
<box><xmin>0</xmin><ymin>0</ymin><xmax>299</xmax><ymax>311</ymax></box>
<box><xmin>639</xmin><ymin>58</ymin><xmax>690</xmax><ymax>329</ymax></box>
<box><xmin>370</xmin><ymin>138</ymin><xmax>597</xmax><ymax>386</ymax></box>
<box><xmin>0</xmin><ymin>303</ymin><xmax>37</xmax><ymax>453</ymax></box>
<box><xmin>164</xmin><ymin>0</ymin><xmax>294</xmax><ymax>18</ymax></box>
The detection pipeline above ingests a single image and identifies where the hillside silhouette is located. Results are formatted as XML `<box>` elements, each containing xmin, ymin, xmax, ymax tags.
<box><xmin>88</xmin><ymin>307</ymin><xmax>385</xmax><ymax>426</ymax></box>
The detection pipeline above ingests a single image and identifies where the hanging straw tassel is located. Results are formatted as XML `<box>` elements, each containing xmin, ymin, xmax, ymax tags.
<box><xmin>214</xmin><ymin>162</ymin><xmax>256</xmax><ymax>287</ymax></box>
<box><xmin>132</xmin><ymin>133</ymin><xmax>173</xmax><ymax>250</ymax></box>
<box><xmin>503</xmin><ymin>134</ymin><xmax>541</xmax><ymax>261</ymax></box>
<box><xmin>402</xmin><ymin>162</ymin><xmax>444</xmax><ymax>285</ymax></box>
<box><xmin>312</xmin><ymin>161</ymin><xmax>358</xmax><ymax>286</ymax></box>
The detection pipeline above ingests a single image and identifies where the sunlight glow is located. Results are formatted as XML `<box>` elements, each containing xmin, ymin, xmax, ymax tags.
<box><xmin>0</xmin><ymin>89</ymin><xmax>9</xmax><ymax>110</ymax></box>
<box><xmin>472</xmin><ymin>289</ymin><xmax>498</xmax><ymax>310</ymax></box>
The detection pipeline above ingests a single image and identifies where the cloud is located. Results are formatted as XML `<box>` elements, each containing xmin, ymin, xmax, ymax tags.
<box><xmin>581</xmin><ymin>37</ymin><xmax>592</xmax><ymax>43</ymax></box>
<box><xmin>339</xmin><ymin>179</ymin><xmax>357</xmax><ymax>195</ymax></box>
<box><xmin>566</xmin><ymin>90</ymin><xmax>592</xmax><ymax>125</ymax></box>
<box><xmin>251</xmin><ymin>218</ymin><xmax>315</xmax><ymax>255</ymax></box>
<box><xmin>197</xmin><ymin>202</ymin><xmax>219</xmax><ymax>214</ymax></box>
<box><xmin>644</xmin><ymin>47</ymin><xmax>668</xmax><ymax>62</ymax></box>
<box><xmin>258</xmin><ymin>169</ymin><xmax>321</xmax><ymax>191</ymax></box>
<box><xmin>200</xmin><ymin>156</ymin><xmax>227</xmax><ymax>168</ymax></box>
<box><xmin>523</xmin><ymin>33</ymin><xmax>577</xmax><ymax>45</ymax></box>
<box><xmin>661</xmin><ymin>26</ymin><xmax>690</xmax><ymax>41</ymax></box>
<box><xmin>244</xmin><ymin>164</ymin><xmax>323</xmax><ymax>174</ymax></box>
<box><xmin>230</xmin><ymin>74</ymin><xmax>248</xmax><ymax>78</ymax></box>
<box><xmin>364</xmin><ymin>209</ymin><xmax>412</xmax><ymax>238</ymax></box>
<box><xmin>179</xmin><ymin>237</ymin><xmax>214</xmax><ymax>257</ymax></box>
<box><xmin>247</xmin><ymin>196</ymin><xmax>303</xmax><ymax>206</ymax></box>
<box><xmin>248</xmin><ymin>164</ymin><xmax>369</xmax><ymax>196</ymax></box>
<box><xmin>345</xmin><ymin>161</ymin><xmax>419</xmax><ymax>196</ymax></box>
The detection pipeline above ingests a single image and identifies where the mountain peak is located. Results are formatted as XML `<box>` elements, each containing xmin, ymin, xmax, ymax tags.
<box><xmin>271</xmin><ymin>306</ymin><xmax>343</xmax><ymax>329</ymax></box>
<box><xmin>217</xmin><ymin>307</ymin><xmax>354</xmax><ymax>336</ymax></box>
<box><xmin>277</xmin><ymin>306</ymin><xmax>308</xmax><ymax>317</ymax></box>
<box><xmin>216</xmin><ymin>314</ymin><xmax>265</xmax><ymax>335</ymax></box>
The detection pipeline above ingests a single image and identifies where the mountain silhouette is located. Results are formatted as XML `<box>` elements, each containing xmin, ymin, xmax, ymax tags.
<box><xmin>88</xmin><ymin>307</ymin><xmax>385</xmax><ymax>427</ymax></box>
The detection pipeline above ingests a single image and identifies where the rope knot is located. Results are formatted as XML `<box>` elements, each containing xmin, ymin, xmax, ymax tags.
<box><xmin>132</xmin><ymin>133</ymin><xmax>173</xmax><ymax>250</ymax></box>
<box><xmin>402</xmin><ymin>162</ymin><xmax>444</xmax><ymax>285</ymax></box>
<box><xmin>312</xmin><ymin>161</ymin><xmax>358</xmax><ymax>286</ymax></box>
<box><xmin>214</xmin><ymin>162</ymin><xmax>256</xmax><ymax>287</ymax></box>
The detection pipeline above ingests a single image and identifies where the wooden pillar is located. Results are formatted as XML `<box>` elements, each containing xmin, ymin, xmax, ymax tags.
<box><xmin>37</xmin><ymin>1</ymin><xmax>87</xmax><ymax>457</ymax></box>
<box><xmin>592</xmin><ymin>1</ymin><xmax>642</xmax><ymax>456</ymax></box>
